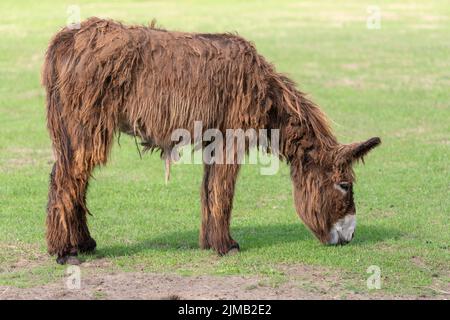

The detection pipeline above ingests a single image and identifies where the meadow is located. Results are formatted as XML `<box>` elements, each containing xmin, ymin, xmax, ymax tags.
<box><xmin>0</xmin><ymin>0</ymin><xmax>449</xmax><ymax>298</ymax></box>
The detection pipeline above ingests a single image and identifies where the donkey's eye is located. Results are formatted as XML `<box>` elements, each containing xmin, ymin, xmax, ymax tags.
<box><xmin>339</xmin><ymin>182</ymin><xmax>350</xmax><ymax>192</ymax></box>
<box><xmin>335</xmin><ymin>182</ymin><xmax>351</xmax><ymax>194</ymax></box>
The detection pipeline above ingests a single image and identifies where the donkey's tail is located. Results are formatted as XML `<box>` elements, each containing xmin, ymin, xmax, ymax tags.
<box><xmin>42</xmin><ymin>28</ymin><xmax>78</xmax><ymax>173</ymax></box>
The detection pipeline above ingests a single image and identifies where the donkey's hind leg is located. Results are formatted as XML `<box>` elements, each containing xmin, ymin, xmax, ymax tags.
<box><xmin>46</xmin><ymin>129</ymin><xmax>112</xmax><ymax>265</ymax></box>
<box><xmin>200</xmin><ymin>163</ymin><xmax>241</xmax><ymax>255</ymax></box>
<box><xmin>47</xmin><ymin>158</ymin><xmax>96</xmax><ymax>264</ymax></box>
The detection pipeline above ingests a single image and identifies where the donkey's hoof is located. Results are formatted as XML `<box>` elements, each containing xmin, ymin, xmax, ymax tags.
<box><xmin>56</xmin><ymin>254</ymin><xmax>81</xmax><ymax>265</ymax></box>
<box><xmin>228</xmin><ymin>242</ymin><xmax>240</xmax><ymax>255</ymax></box>
<box><xmin>66</xmin><ymin>256</ymin><xmax>81</xmax><ymax>265</ymax></box>
<box><xmin>78</xmin><ymin>237</ymin><xmax>97</xmax><ymax>254</ymax></box>
<box><xmin>221</xmin><ymin>242</ymin><xmax>240</xmax><ymax>256</ymax></box>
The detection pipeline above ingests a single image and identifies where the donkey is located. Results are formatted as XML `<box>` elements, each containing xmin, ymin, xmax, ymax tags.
<box><xmin>42</xmin><ymin>18</ymin><xmax>380</xmax><ymax>264</ymax></box>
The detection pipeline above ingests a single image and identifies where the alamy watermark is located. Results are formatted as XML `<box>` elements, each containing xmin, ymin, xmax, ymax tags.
<box><xmin>366</xmin><ymin>265</ymin><xmax>381</xmax><ymax>289</ymax></box>
<box><xmin>366</xmin><ymin>5</ymin><xmax>381</xmax><ymax>30</ymax></box>
<box><xmin>168</xmin><ymin>121</ymin><xmax>280</xmax><ymax>175</ymax></box>
<box><xmin>66</xmin><ymin>265</ymin><xmax>81</xmax><ymax>290</ymax></box>
<box><xmin>66</xmin><ymin>5</ymin><xmax>81</xmax><ymax>30</ymax></box>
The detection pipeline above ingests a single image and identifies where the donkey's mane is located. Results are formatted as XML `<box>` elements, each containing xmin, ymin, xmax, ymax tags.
<box><xmin>272</xmin><ymin>74</ymin><xmax>338</xmax><ymax>159</ymax></box>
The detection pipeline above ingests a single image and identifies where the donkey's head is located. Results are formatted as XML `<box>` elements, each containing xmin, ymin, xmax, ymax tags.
<box><xmin>290</xmin><ymin>137</ymin><xmax>381</xmax><ymax>245</ymax></box>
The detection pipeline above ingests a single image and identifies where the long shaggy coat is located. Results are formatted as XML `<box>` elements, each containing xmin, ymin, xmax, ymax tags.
<box><xmin>42</xmin><ymin>18</ymin><xmax>379</xmax><ymax>263</ymax></box>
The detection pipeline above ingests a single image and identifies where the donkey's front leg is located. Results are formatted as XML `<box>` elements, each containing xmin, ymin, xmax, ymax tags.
<box><xmin>200</xmin><ymin>163</ymin><xmax>241</xmax><ymax>255</ymax></box>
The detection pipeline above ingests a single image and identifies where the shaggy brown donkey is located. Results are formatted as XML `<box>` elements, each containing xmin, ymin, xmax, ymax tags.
<box><xmin>43</xmin><ymin>18</ymin><xmax>380</xmax><ymax>264</ymax></box>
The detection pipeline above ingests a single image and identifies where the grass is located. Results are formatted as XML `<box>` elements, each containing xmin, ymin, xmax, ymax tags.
<box><xmin>0</xmin><ymin>0</ymin><xmax>449</xmax><ymax>297</ymax></box>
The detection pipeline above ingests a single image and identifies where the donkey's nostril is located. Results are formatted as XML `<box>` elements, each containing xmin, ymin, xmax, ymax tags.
<box><xmin>351</xmin><ymin>231</ymin><xmax>355</xmax><ymax>239</ymax></box>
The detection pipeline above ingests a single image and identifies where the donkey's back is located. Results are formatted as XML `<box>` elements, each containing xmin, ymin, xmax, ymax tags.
<box><xmin>44</xmin><ymin>17</ymin><xmax>274</xmax><ymax>150</ymax></box>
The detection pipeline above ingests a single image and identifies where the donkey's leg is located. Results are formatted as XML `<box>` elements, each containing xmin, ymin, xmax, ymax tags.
<box><xmin>46</xmin><ymin>124</ymin><xmax>112</xmax><ymax>264</ymax></box>
<box><xmin>200</xmin><ymin>163</ymin><xmax>241</xmax><ymax>255</ymax></box>
<box><xmin>75</xmin><ymin>178</ymin><xmax>97</xmax><ymax>254</ymax></box>
<box><xmin>46</xmin><ymin>157</ymin><xmax>96</xmax><ymax>265</ymax></box>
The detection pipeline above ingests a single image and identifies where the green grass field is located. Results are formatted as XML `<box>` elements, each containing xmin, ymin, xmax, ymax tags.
<box><xmin>0</xmin><ymin>0</ymin><xmax>449</xmax><ymax>298</ymax></box>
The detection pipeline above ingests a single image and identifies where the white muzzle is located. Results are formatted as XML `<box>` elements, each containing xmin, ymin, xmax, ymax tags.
<box><xmin>328</xmin><ymin>214</ymin><xmax>356</xmax><ymax>245</ymax></box>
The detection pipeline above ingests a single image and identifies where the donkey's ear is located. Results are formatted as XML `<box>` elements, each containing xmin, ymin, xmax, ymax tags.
<box><xmin>350</xmin><ymin>137</ymin><xmax>381</xmax><ymax>160</ymax></box>
<box><xmin>342</xmin><ymin>137</ymin><xmax>381</xmax><ymax>163</ymax></box>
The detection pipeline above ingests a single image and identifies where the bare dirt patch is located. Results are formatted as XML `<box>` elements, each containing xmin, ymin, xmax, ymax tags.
<box><xmin>1</xmin><ymin>264</ymin><xmax>447</xmax><ymax>300</ymax></box>
<box><xmin>0</xmin><ymin>243</ymin><xmax>48</xmax><ymax>273</ymax></box>
<box><xmin>325</xmin><ymin>77</ymin><xmax>364</xmax><ymax>88</ymax></box>
<box><xmin>1</xmin><ymin>147</ymin><xmax>53</xmax><ymax>171</ymax></box>
<box><xmin>393</xmin><ymin>126</ymin><xmax>428</xmax><ymax>138</ymax></box>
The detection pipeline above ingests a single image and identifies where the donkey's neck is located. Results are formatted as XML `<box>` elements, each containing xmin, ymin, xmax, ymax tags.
<box><xmin>271</xmin><ymin>75</ymin><xmax>338</xmax><ymax>163</ymax></box>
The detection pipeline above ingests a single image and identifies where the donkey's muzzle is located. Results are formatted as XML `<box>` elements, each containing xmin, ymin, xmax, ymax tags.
<box><xmin>328</xmin><ymin>214</ymin><xmax>356</xmax><ymax>245</ymax></box>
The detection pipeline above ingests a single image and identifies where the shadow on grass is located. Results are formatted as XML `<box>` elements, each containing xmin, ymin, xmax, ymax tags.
<box><xmin>93</xmin><ymin>223</ymin><xmax>402</xmax><ymax>259</ymax></box>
